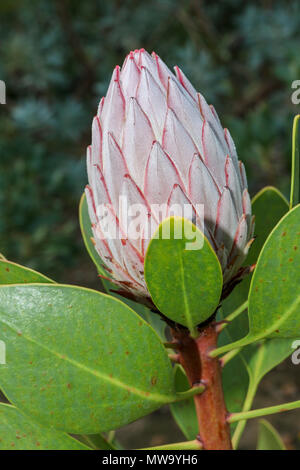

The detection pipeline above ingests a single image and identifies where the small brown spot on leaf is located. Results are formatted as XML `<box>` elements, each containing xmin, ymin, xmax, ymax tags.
<box><xmin>151</xmin><ymin>376</ymin><xmax>157</xmax><ymax>386</ymax></box>
<box><xmin>282</xmin><ymin>231</ymin><xmax>287</xmax><ymax>237</ymax></box>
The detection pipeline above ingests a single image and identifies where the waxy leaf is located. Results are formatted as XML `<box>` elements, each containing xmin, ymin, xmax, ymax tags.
<box><xmin>248</xmin><ymin>204</ymin><xmax>300</xmax><ymax>340</ymax></box>
<box><xmin>0</xmin><ymin>284</ymin><xmax>175</xmax><ymax>434</ymax></box>
<box><xmin>222</xmin><ymin>186</ymin><xmax>288</xmax><ymax>317</ymax></box>
<box><xmin>257</xmin><ymin>419</ymin><xmax>286</xmax><ymax>450</ymax></box>
<box><xmin>76</xmin><ymin>433</ymin><xmax>117</xmax><ymax>450</ymax></box>
<box><xmin>0</xmin><ymin>260</ymin><xmax>54</xmax><ymax>285</ymax></box>
<box><xmin>242</xmin><ymin>339</ymin><xmax>292</xmax><ymax>385</ymax></box>
<box><xmin>0</xmin><ymin>404</ymin><xmax>89</xmax><ymax>450</ymax></box>
<box><xmin>213</xmin><ymin>205</ymin><xmax>300</xmax><ymax>355</ymax></box>
<box><xmin>145</xmin><ymin>217</ymin><xmax>222</xmax><ymax>333</ymax></box>
<box><xmin>250</xmin><ymin>187</ymin><xmax>289</xmax><ymax>265</ymax></box>
<box><xmin>290</xmin><ymin>115</ymin><xmax>300</xmax><ymax>209</ymax></box>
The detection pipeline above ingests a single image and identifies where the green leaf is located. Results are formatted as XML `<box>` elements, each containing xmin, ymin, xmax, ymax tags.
<box><xmin>243</xmin><ymin>339</ymin><xmax>292</xmax><ymax>386</ymax></box>
<box><xmin>0</xmin><ymin>260</ymin><xmax>54</xmax><ymax>285</ymax></box>
<box><xmin>102</xmin><ymin>278</ymin><xmax>166</xmax><ymax>341</ymax></box>
<box><xmin>257</xmin><ymin>419</ymin><xmax>286</xmax><ymax>450</ymax></box>
<box><xmin>212</xmin><ymin>204</ymin><xmax>300</xmax><ymax>355</ymax></box>
<box><xmin>290</xmin><ymin>115</ymin><xmax>300</xmax><ymax>209</ymax></box>
<box><xmin>248</xmin><ymin>204</ymin><xmax>300</xmax><ymax>340</ymax></box>
<box><xmin>145</xmin><ymin>217</ymin><xmax>222</xmax><ymax>334</ymax></box>
<box><xmin>0</xmin><ymin>403</ymin><xmax>89</xmax><ymax>450</ymax></box>
<box><xmin>0</xmin><ymin>284</ymin><xmax>175</xmax><ymax>434</ymax></box>
<box><xmin>169</xmin><ymin>365</ymin><xmax>198</xmax><ymax>440</ymax></box>
<box><xmin>76</xmin><ymin>433</ymin><xmax>117</xmax><ymax>450</ymax></box>
<box><xmin>250</xmin><ymin>186</ymin><xmax>289</xmax><ymax>266</ymax></box>
<box><xmin>79</xmin><ymin>192</ymin><xmax>107</xmax><ymax>277</ymax></box>
<box><xmin>221</xmin><ymin>187</ymin><xmax>288</xmax><ymax>330</ymax></box>
<box><xmin>221</xmin><ymin>186</ymin><xmax>288</xmax><ymax>317</ymax></box>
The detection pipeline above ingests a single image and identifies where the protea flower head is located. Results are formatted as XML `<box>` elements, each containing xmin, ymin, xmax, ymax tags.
<box><xmin>85</xmin><ymin>49</ymin><xmax>254</xmax><ymax>307</ymax></box>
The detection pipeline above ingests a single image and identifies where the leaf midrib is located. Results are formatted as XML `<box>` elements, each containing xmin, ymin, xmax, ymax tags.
<box><xmin>0</xmin><ymin>317</ymin><xmax>174</xmax><ymax>404</ymax></box>
<box><xmin>177</xmin><ymin>248</ymin><xmax>193</xmax><ymax>331</ymax></box>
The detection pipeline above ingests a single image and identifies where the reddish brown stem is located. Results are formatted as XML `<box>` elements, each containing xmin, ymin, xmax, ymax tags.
<box><xmin>171</xmin><ymin>324</ymin><xmax>232</xmax><ymax>450</ymax></box>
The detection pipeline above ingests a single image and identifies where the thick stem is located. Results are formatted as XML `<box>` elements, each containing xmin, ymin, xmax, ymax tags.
<box><xmin>172</xmin><ymin>324</ymin><xmax>232</xmax><ymax>450</ymax></box>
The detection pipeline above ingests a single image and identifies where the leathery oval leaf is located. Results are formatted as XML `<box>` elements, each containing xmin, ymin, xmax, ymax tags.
<box><xmin>257</xmin><ymin>419</ymin><xmax>286</xmax><ymax>450</ymax></box>
<box><xmin>250</xmin><ymin>186</ymin><xmax>289</xmax><ymax>266</ymax></box>
<box><xmin>212</xmin><ymin>205</ymin><xmax>300</xmax><ymax>355</ymax></box>
<box><xmin>0</xmin><ymin>404</ymin><xmax>89</xmax><ymax>450</ymax></box>
<box><xmin>144</xmin><ymin>217</ymin><xmax>222</xmax><ymax>333</ymax></box>
<box><xmin>248</xmin><ymin>204</ymin><xmax>300</xmax><ymax>340</ymax></box>
<box><xmin>0</xmin><ymin>284</ymin><xmax>175</xmax><ymax>434</ymax></box>
<box><xmin>0</xmin><ymin>260</ymin><xmax>54</xmax><ymax>285</ymax></box>
<box><xmin>221</xmin><ymin>186</ymin><xmax>289</xmax><ymax>318</ymax></box>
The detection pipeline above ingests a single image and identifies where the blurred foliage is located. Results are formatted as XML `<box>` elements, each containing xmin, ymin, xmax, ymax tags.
<box><xmin>0</xmin><ymin>0</ymin><xmax>299</xmax><ymax>279</ymax></box>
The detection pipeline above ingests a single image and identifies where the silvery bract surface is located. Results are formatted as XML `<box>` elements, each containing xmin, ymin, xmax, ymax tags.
<box><xmin>85</xmin><ymin>49</ymin><xmax>254</xmax><ymax>304</ymax></box>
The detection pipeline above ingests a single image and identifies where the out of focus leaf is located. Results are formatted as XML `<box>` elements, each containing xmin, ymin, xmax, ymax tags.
<box><xmin>257</xmin><ymin>419</ymin><xmax>286</xmax><ymax>450</ymax></box>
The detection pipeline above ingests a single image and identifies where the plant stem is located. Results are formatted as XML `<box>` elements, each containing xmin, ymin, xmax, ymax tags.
<box><xmin>229</xmin><ymin>399</ymin><xmax>300</xmax><ymax>423</ymax></box>
<box><xmin>138</xmin><ymin>439</ymin><xmax>202</xmax><ymax>450</ymax></box>
<box><xmin>220</xmin><ymin>347</ymin><xmax>241</xmax><ymax>367</ymax></box>
<box><xmin>231</xmin><ymin>382</ymin><xmax>257</xmax><ymax>449</ymax></box>
<box><xmin>171</xmin><ymin>324</ymin><xmax>232</xmax><ymax>450</ymax></box>
<box><xmin>217</xmin><ymin>300</ymin><xmax>248</xmax><ymax>333</ymax></box>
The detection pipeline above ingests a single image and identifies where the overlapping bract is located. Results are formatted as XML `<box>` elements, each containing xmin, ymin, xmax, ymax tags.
<box><xmin>86</xmin><ymin>49</ymin><xmax>254</xmax><ymax>304</ymax></box>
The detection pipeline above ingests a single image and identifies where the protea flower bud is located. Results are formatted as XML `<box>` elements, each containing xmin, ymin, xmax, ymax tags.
<box><xmin>85</xmin><ymin>49</ymin><xmax>254</xmax><ymax>306</ymax></box>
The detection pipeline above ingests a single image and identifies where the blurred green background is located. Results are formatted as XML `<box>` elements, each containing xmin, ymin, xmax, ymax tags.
<box><xmin>0</xmin><ymin>0</ymin><xmax>299</xmax><ymax>281</ymax></box>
